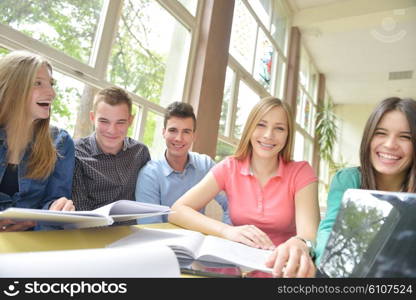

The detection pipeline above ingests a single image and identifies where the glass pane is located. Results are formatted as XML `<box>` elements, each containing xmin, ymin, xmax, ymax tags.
<box><xmin>249</xmin><ymin>0</ymin><xmax>270</xmax><ymax>29</ymax></box>
<box><xmin>234</xmin><ymin>81</ymin><xmax>260</xmax><ymax>139</ymax></box>
<box><xmin>318</xmin><ymin>179</ymin><xmax>328</xmax><ymax>210</ymax></box>
<box><xmin>0</xmin><ymin>47</ymin><xmax>8</xmax><ymax>56</ymax></box>
<box><xmin>293</xmin><ymin>131</ymin><xmax>304</xmax><ymax>162</ymax></box>
<box><xmin>309</xmin><ymin>72</ymin><xmax>318</xmax><ymax>102</ymax></box>
<box><xmin>299</xmin><ymin>48</ymin><xmax>309</xmax><ymax>88</ymax></box>
<box><xmin>215</xmin><ymin>140</ymin><xmax>235</xmax><ymax>163</ymax></box>
<box><xmin>319</xmin><ymin>158</ymin><xmax>329</xmax><ymax>182</ymax></box>
<box><xmin>108</xmin><ymin>0</ymin><xmax>191</xmax><ymax>105</ymax></box>
<box><xmin>253</xmin><ymin>29</ymin><xmax>274</xmax><ymax>91</ymax></box>
<box><xmin>303</xmin><ymin>98</ymin><xmax>311</xmax><ymax>129</ymax></box>
<box><xmin>304</xmin><ymin>139</ymin><xmax>313</xmax><ymax>164</ymax></box>
<box><xmin>296</xmin><ymin>89</ymin><xmax>303</xmax><ymax>125</ymax></box>
<box><xmin>275</xmin><ymin>60</ymin><xmax>286</xmax><ymax>99</ymax></box>
<box><xmin>270</xmin><ymin>1</ymin><xmax>288</xmax><ymax>52</ymax></box>
<box><xmin>299</xmin><ymin>65</ymin><xmax>308</xmax><ymax>88</ymax></box>
<box><xmin>127</xmin><ymin>104</ymin><xmax>139</xmax><ymax>138</ymax></box>
<box><xmin>0</xmin><ymin>0</ymin><xmax>103</xmax><ymax>64</ymax></box>
<box><xmin>142</xmin><ymin>110</ymin><xmax>165</xmax><ymax>159</ymax></box>
<box><xmin>299</xmin><ymin>91</ymin><xmax>308</xmax><ymax>129</ymax></box>
<box><xmin>229</xmin><ymin>0</ymin><xmax>257</xmax><ymax>72</ymax></box>
<box><xmin>177</xmin><ymin>0</ymin><xmax>198</xmax><ymax>16</ymax></box>
<box><xmin>220</xmin><ymin>67</ymin><xmax>235</xmax><ymax>136</ymax></box>
<box><xmin>309</xmin><ymin>104</ymin><xmax>316</xmax><ymax>137</ymax></box>
<box><xmin>50</xmin><ymin>71</ymin><xmax>84</xmax><ymax>136</ymax></box>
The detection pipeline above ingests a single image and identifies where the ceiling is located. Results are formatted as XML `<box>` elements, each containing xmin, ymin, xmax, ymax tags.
<box><xmin>288</xmin><ymin>0</ymin><xmax>416</xmax><ymax>104</ymax></box>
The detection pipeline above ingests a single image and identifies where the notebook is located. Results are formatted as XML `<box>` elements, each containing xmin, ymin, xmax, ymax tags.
<box><xmin>317</xmin><ymin>189</ymin><xmax>416</xmax><ymax>278</ymax></box>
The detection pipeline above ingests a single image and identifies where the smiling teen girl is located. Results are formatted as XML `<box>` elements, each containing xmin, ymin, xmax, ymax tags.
<box><xmin>169</xmin><ymin>97</ymin><xmax>320</xmax><ymax>277</ymax></box>
<box><xmin>0</xmin><ymin>51</ymin><xmax>75</xmax><ymax>232</ymax></box>
<box><xmin>315</xmin><ymin>97</ymin><xmax>416</xmax><ymax>264</ymax></box>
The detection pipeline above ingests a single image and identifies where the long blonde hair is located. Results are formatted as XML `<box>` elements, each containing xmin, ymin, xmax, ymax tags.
<box><xmin>234</xmin><ymin>96</ymin><xmax>294</xmax><ymax>163</ymax></box>
<box><xmin>0</xmin><ymin>51</ymin><xmax>56</xmax><ymax>179</ymax></box>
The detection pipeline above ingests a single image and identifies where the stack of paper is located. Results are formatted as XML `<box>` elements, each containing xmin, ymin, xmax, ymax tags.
<box><xmin>0</xmin><ymin>245</ymin><xmax>180</xmax><ymax>277</ymax></box>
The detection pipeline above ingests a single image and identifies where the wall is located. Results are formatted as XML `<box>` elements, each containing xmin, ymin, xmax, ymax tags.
<box><xmin>333</xmin><ymin>103</ymin><xmax>377</xmax><ymax>167</ymax></box>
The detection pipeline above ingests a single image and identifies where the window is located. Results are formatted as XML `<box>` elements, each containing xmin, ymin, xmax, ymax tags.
<box><xmin>235</xmin><ymin>81</ymin><xmax>260</xmax><ymax>139</ymax></box>
<box><xmin>0</xmin><ymin>0</ymin><xmax>104</xmax><ymax>65</ymax></box>
<box><xmin>0</xmin><ymin>0</ymin><xmax>199</xmax><ymax>159</ymax></box>
<box><xmin>293</xmin><ymin>46</ymin><xmax>319</xmax><ymax>164</ymax></box>
<box><xmin>217</xmin><ymin>0</ymin><xmax>290</xmax><ymax>157</ymax></box>
<box><xmin>108</xmin><ymin>0</ymin><xmax>192</xmax><ymax>105</ymax></box>
<box><xmin>141</xmin><ymin>110</ymin><xmax>165</xmax><ymax>159</ymax></box>
<box><xmin>177</xmin><ymin>0</ymin><xmax>198</xmax><ymax>16</ymax></box>
<box><xmin>229</xmin><ymin>0</ymin><xmax>287</xmax><ymax>93</ymax></box>
<box><xmin>215</xmin><ymin>140</ymin><xmax>235</xmax><ymax>163</ymax></box>
<box><xmin>50</xmin><ymin>72</ymin><xmax>84</xmax><ymax>135</ymax></box>
<box><xmin>253</xmin><ymin>29</ymin><xmax>274</xmax><ymax>91</ymax></box>
<box><xmin>219</xmin><ymin>67</ymin><xmax>235</xmax><ymax>137</ymax></box>
<box><xmin>229</xmin><ymin>0</ymin><xmax>258</xmax><ymax>73</ymax></box>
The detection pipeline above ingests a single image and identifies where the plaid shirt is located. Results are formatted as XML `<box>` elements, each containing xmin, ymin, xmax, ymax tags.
<box><xmin>72</xmin><ymin>133</ymin><xmax>150</xmax><ymax>211</ymax></box>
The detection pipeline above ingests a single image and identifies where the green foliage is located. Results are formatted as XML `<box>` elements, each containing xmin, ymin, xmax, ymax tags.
<box><xmin>127</xmin><ymin>105</ymin><xmax>138</xmax><ymax>138</ymax></box>
<box><xmin>108</xmin><ymin>0</ymin><xmax>165</xmax><ymax>105</ymax></box>
<box><xmin>51</xmin><ymin>85</ymin><xmax>77</xmax><ymax>131</ymax></box>
<box><xmin>0</xmin><ymin>0</ymin><xmax>102</xmax><ymax>63</ymax></box>
<box><xmin>0</xmin><ymin>48</ymin><xmax>8</xmax><ymax>56</ymax></box>
<box><xmin>315</xmin><ymin>100</ymin><xmax>338</xmax><ymax>167</ymax></box>
<box><xmin>0</xmin><ymin>0</ymin><xmax>101</xmax><ymax>133</ymax></box>
<box><xmin>143</xmin><ymin>116</ymin><xmax>156</xmax><ymax>147</ymax></box>
<box><xmin>320</xmin><ymin>200</ymin><xmax>386</xmax><ymax>277</ymax></box>
<box><xmin>1</xmin><ymin>0</ymin><xmax>165</xmax><ymax>140</ymax></box>
<box><xmin>215</xmin><ymin>140</ymin><xmax>235</xmax><ymax>162</ymax></box>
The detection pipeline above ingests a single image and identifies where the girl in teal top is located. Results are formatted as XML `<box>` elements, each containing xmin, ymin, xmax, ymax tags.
<box><xmin>315</xmin><ymin>97</ymin><xmax>416</xmax><ymax>264</ymax></box>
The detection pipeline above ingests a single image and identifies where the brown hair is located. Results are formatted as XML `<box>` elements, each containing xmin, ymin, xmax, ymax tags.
<box><xmin>0</xmin><ymin>50</ymin><xmax>56</xmax><ymax>179</ymax></box>
<box><xmin>93</xmin><ymin>87</ymin><xmax>133</xmax><ymax>114</ymax></box>
<box><xmin>234</xmin><ymin>96</ymin><xmax>293</xmax><ymax>163</ymax></box>
<box><xmin>163</xmin><ymin>101</ymin><xmax>196</xmax><ymax>131</ymax></box>
<box><xmin>360</xmin><ymin>97</ymin><xmax>416</xmax><ymax>192</ymax></box>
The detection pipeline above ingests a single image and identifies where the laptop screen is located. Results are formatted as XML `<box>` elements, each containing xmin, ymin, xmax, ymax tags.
<box><xmin>317</xmin><ymin>189</ymin><xmax>416</xmax><ymax>278</ymax></box>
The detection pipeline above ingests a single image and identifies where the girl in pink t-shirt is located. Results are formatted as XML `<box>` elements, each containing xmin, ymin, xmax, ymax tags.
<box><xmin>169</xmin><ymin>97</ymin><xmax>320</xmax><ymax>277</ymax></box>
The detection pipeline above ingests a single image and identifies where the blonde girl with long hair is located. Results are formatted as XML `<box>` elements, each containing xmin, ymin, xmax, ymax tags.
<box><xmin>0</xmin><ymin>50</ymin><xmax>75</xmax><ymax>232</ymax></box>
<box><xmin>169</xmin><ymin>97</ymin><xmax>320</xmax><ymax>277</ymax></box>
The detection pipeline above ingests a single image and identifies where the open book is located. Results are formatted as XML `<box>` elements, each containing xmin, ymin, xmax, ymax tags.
<box><xmin>108</xmin><ymin>228</ymin><xmax>273</xmax><ymax>273</ymax></box>
<box><xmin>0</xmin><ymin>200</ymin><xmax>171</xmax><ymax>229</ymax></box>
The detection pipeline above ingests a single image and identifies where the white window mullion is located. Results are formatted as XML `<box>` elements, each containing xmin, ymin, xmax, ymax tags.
<box><xmin>228</xmin><ymin>70</ymin><xmax>240</xmax><ymax>139</ymax></box>
<box><xmin>242</xmin><ymin>0</ymin><xmax>287</xmax><ymax>63</ymax></box>
<box><xmin>90</xmin><ymin>0</ymin><xmax>124</xmax><ymax>79</ymax></box>
<box><xmin>179</xmin><ymin>0</ymin><xmax>202</xmax><ymax>105</ymax></box>
<box><xmin>136</xmin><ymin>105</ymin><xmax>148</xmax><ymax>142</ymax></box>
<box><xmin>157</xmin><ymin>0</ymin><xmax>196</xmax><ymax>30</ymax></box>
<box><xmin>0</xmin><ymin>24</ymin><xmax>97</xmax><ymax>78</ymax></box>
<box><xmin>228</xmin><ymin>55</ymin><xmax>270</xmax><ymax>98</ymax></box>
<box><xmin>251</xmin><ymin>25</ymin><xmax>259</xmax><ymax>75</ymax></box>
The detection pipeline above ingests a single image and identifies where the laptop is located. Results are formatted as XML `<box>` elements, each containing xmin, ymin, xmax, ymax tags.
<box><xmin>317</xmin><ymin>189</ymin><xmax>416</xmax><ymax>278</ymax></box>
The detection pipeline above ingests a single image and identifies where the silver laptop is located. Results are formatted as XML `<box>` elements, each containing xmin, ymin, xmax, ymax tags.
<box><xmin>317</xmin><ymin>189</ymin><xmax>416</xmax><ymax>278</ymax></box>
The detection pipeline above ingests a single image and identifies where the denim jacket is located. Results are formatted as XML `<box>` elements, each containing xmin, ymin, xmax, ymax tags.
<box><xmin>0</xmin><ymin>126</ymin><xmax>75</xmax><ymax>211</ymax></box>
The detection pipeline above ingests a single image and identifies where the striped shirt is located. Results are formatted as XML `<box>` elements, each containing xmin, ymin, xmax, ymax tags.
<box><xmin>72</xmin><ymin>133</ymin><xmax>150</xmax><ymax>211</ymax></box>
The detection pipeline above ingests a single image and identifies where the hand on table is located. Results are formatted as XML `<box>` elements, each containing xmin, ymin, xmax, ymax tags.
<box><xmin>265</xmin><ymin>236</ymin><xmax>316</xmax><ymax>278</ymax></box>
<box><xmin>222</xmin><ymin>224</ymin><xmax>275</xmax><ymax>250</ymax></box>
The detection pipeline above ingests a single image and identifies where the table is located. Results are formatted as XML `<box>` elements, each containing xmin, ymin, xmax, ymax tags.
<box><xmin>0</xmin><ymin>223</ymin><xmax>178</xmax><ymax>254</ymax></box>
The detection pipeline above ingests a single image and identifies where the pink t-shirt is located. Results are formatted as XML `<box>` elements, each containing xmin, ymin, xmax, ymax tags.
<box><xmin>211</xmin><ymin>156</ymin><xmax>317</xmax><ymax>246</ymax></box>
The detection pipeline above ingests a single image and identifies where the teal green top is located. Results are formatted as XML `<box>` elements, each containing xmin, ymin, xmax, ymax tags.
<box><xmin>315</xmin><ymin>167</ymin><xmax>361</xmax><ymax>264</ymax></box>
